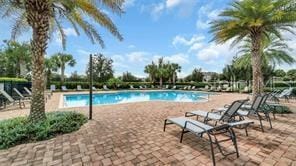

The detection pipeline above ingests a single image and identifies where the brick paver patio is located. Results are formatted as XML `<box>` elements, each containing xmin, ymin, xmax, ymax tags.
<box><xmin>0</xmin><ymin>92</ymin><xmax>295</xmax><ymax>166</ymax></box>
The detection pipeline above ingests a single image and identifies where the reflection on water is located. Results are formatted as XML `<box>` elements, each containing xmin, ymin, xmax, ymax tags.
<box><xmin>64</xmin><ymin>91</ymin><xmax>208</xmax><ymax>107</ymax></box>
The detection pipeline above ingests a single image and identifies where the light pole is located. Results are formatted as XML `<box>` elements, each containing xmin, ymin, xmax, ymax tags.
<box><xmin>89</xmin><ymin>54</ymin><xmax>93</xmax><ymax>120</ymax></box>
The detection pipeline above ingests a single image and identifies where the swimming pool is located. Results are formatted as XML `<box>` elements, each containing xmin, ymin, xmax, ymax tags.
<box><xmin>63</xmin><ymin>91</ymin><xmax>210</xmax><ymax>107</ymax></box>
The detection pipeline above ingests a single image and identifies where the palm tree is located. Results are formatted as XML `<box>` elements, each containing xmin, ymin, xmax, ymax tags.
<box><xmin>0</xmin><ymin>0</ymin><xmax>124</xmax><ymax>121</ymax></box>
<box><xmin>170</xmin><ymin>63</ymin><xmax>181</xmax><ymax>85</ymax></box>
<box><xmin>235</xmin><ymin>35</ymin><xmax>295</xmax><ymax>69</ymax></box>
<box><xmin>210</xmin><ymin>0</ymin><xmax>296</xmax><ymax>97</ymax></box>
<box><xmin>144</xmin><ymin>62</ymin><xmax>157</xmax><ymax>83</ymax></box>
<box><xmin>156</xmin><ymin>58</ymin><xmax>168</xmax><ymax>87</ymax></box>
<box><xmin>51</xmin><ymin>53</ymin><xmax>76</xmax><ymax>85</ymax></box>
<box><xmin>44</xmin><ymin>57</ymin><xmax>58</xmax><ymax>89</ymax></box>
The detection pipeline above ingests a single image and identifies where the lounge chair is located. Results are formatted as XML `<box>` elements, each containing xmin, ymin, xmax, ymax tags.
<box><xmin>50</xmin><ymin>85</ymin><xmax>56</xmax><ymax>91</ymax></box>
<box><xmin>164</xmin><ymin>117</ymin><xmax>253</xmax><ymax>166</ymax></box>
<box><xmin>172</xmin><ymin>85</ymin><xmax>176</xmax><ymax>90</ymax></box>
<box><xmin>216</xmin><ymin>86</ymin><xmax>222</xmax><ymax>92</ymax></box>
<box><xmin>151</xmin><ymin>85</ymin><xmax>155</xmax><ymax>89</ymax></box>
<box><xmin>77</xmin><ymin>85</ymin><xmax>82</xmax><ymax>91</ymax></box>
<box><xmin>270</xmin><ymin>88</ymin><xmax>293</xmax><ymax>102</ymax></box>
<box><xmin>185</xmin><ymin>100</ymin><xmax>252</xmax><ymax>134</ymax></box>
<box><xmin>13</xmin><ymin>88</ymin><xmax>31</xmax><ymax>100</ymax></box>
<box><xmin>165</xmin><ymin>85</ymin><xmax>169</xmax><ymax>89</ymax></box>
<box><xmin>191</xmin><ymin>86</ymin><xmax>196</xmax><ymax>90</ymax></box>
<box><xmin>215</xmin><ymin>94</ymin><xmax>271</xmax><ymax>132</ymax></box>
<box><xmin>0</xmin><ymin>90</ymin><xmax>25</xmax><ymax>108</ymax></box>
<box><xmin>92</xmin><ymin>86</ymin><xmax>97</xmax><ymax>90</ymax></box>
<box><xmin>210</xmin><ymin>86</ymin><xmax>216</xmax><ymax>91</ymax></box>
<box><xmin>183</xmin><ymin>86</ymin><xmax>187</xmax><ymax>90</ymax></box>
<box><xmin>24</xmin><ymin>87</ymin><xmax>32</xmax><ymax>96</ymax></box>
<box><xmin>202</xmin><ymin>85</ymin><xmax>209</xmax><ymax>91</ymax></box>
<box><xmin>139</xmin><ymin>86</ymin><xmax>144</xmax><ymax>89</ymax></box>
<box><xmin>103</xmin><ymin>85</ymin><xmax>109</xmax><ymax>91</ymax></box>
<box><xmin>61</xmin><ymin>86</ymin><xmax>68</xmax><ymax>91</ymax></box>
<box><xmin>242</xmin><ymin>86</ymin><xmax>249</xmax><ymax>93</ymax></box>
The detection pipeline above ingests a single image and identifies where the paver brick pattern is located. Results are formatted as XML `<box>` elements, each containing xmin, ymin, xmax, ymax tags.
<box><xmin>0</xmin><ymin>92</ymin><xmax>295</xmax><ymax>166</ymax></box>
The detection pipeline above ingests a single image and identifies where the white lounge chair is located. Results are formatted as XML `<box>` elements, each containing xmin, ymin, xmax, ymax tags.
<box><xmin>61</xmin><ymin>86</ymin><xmax>68</xmax><ymax>91</ymax></box>
<box><xmin>103</xmin><ymin>85</ymin><xmax>109</xmax><ymax>91</ymax></box>
<box><xmin>92</xmin><ymin>86</ymin><xmax>97</xmax><ymax>90</ymax></box>
<box><xmin>77</xmin><ymin>85</ymin><xmax>82</xmax><ymax>91</ymax></box>
<box><xmin>165</xmin><ymin>85</ymin><xmax>169</xmax><ymax>89</ymax></box>
<box><xmin>129</xmin><ymin>85</ymin><xmax>136</xmax><ymax>89</ymax></box>
<box><xmin>191</xmin><ymin>86</ymin><xmax>196</xmax><ymax>90</ymax></box>
<box><xmin>164</xmin><ymin>117</ymin><xmax>253</xmax><ymax>166</ymax></box>
<box><xmin>50</xmin><ymin>85</ymin><xmax>56</xmax><ymax>91</ymax></box>
<box><xmin>172</xmin><ymin>86</ymin><xmax>176</xmax><ymax>90</ymax></box>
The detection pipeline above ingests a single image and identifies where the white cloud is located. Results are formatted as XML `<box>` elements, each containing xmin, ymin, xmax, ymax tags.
<box><xmin>189</xmin><ymin>43</ymin><xmax>204</xmax><ymax>52</ymax></box>
<box><xmin>63</xmin><ymin>28</ymin><xmax>78</xmax><ymax>36</ymax></box>
<box><xmin>196</xmin><ymin>40</ymin><xmax>238</xmax><ymax>64</ymax></box>
<box><xmin>151</xmin><ymin>3</ymin><xmax>165</xmax><ymax>20</ymax></box>
<box><xmin>153</xmin><ymin>53</ymin><xmax>190</xmax><ymax>65</ymax></box>
<box><xmin>126</xmin><ymin>52</ymin><xmax>149</xmax><ymax>63</ymax></box>
<box><xmin>166</xmin><ymin>0</ymin><xmax>182</xmax><ymax>9</ymax></box>
<box><xmin>128</xmin><ymin>44</ymin><xmax>136</xmax><ymax>49</ymax></box>
<box><xmin>172</xmin><ymin>35</ymin><xmax>204</xmax><ymax>46</ymax></box>
<box><xmin>123</xmin><ymin>0</ymin><xmax>135</xmax><ymax>8</ymax></box>
<box><xmin>196</xmin><ymin>4</ymin><xmax>221</xmax><ymax>30</ymax></box>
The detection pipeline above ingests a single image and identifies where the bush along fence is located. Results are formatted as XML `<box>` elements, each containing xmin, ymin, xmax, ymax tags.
<box><xmin>0</xmin><ymin>78</ymin><xmax>31</xmax><ymax>97</ymax></box>
<box><xmin>47</xmin><ymin>81</ymin><xmax>209</xmax><ymax>90</ymax></box>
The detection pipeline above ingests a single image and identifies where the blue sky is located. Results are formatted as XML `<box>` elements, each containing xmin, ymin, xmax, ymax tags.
<box><xmin>1</xmin><ymin>0</ymin><xmax>296</xmax><ymax>78</ymax></box>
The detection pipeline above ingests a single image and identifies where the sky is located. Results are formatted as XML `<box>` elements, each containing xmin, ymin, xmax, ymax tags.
<box><xmin>0</xmin><ymin>0</ymin><xmax>296</xmax><ymax>78</ymax></box>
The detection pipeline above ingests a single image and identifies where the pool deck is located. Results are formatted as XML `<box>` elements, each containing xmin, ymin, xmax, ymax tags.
<box><xmin>0</xmin><ymin>92</ymin><xmax>296</xmax><ymax>165</ymax></box>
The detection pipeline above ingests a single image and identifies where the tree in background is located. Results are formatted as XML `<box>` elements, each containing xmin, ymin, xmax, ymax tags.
<box><xmin>44</xmin><ymin>57</ymin><xmax>58</xmax><ymax>88</ymax></box>
<box><xmin>274</xmin><ymin>69</ymin><xmax>286</xmax><ymax>78</ymax></box>
<box><xmin>185</xmin><ymin>68</ymin><xmax>203</xmax><ymax>82</ymax></box>
<box><xmin>51</xmin><ymin>53</ymin><xmax>76</xmax><ymax>85</ymax></box>
<box><xmin>68</xmin><ymin>71</ymin><xmax>86</xmax><ymax>82</ymax></box>
<box><xmin>144</xmin><ymin>62</ymin><xmax>158</xmax><ymax>83</ymax></box>
<box><xmin>211</xmin><ymin>0</ymin><xmax>296</xmax><ymax>98</ymax></box>
<box><xmin>287</xmin><ymin>69</ymin><xmax>296</xmax><ymax>81</ymax></box>
<box><xmin>155</xmin><ymin>58</ymin><xmax>168</xmax><ymax>87</ymax></box>
<box><xmin>87</xmin><ymin>54</ymin><xmax>114</xmax><ymax>82</ymax></box>
<box><xmin>120</xmin><ymin>71</ymin><xmax>139</xmax><ymax>82</ymax></box>
<box><xmin>1</xmin><ymin>0</ymin><xmax>124</xmax><ymax>122</ymax></box>
<box><xmin>0</xmin><ymin>41</ymin><xmax>31</xmax><ymax>77</ymax></box>
<box><xmin>107</xmin><ymin>78</ymin><xmax>123</xmax><ymax>89</ymax></box>
<box><xmin>168</xmin><ymin>63</ymin><xmax>181</xmax><ymax>84</ymax></box>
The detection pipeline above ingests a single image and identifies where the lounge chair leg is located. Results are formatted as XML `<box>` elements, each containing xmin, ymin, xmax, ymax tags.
<box><xmin>163</xmin><ymin>120</ymin><xmax>167</xmax><ymax>132</ymax></box>
<box><xmin>230</xmin><ymin>128</ymin><xmax>239</xmax><ymax>158</ymax></box>
<box><xmin>267</xmin><ymin>114</ymin><xmax>272</xmax><ymax>129</ymax></box>
<box><xmin>207</xmin><ymin>133</ymin><xmax>216</xmax><ymax>166</ymax></box>
<box><xmin>180</xmin><ymin>128</ymin><xmax>185</xmax><ymax>143</ymax></box>
<box><xmin>259</xmin><ymin>117</ymin><xmax>264</xmax><ymax>132</ymax></box>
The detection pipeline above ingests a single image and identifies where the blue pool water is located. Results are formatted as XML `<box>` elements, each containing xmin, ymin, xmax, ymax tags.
<box><xmin>63</xmin><ymin>91</ymin><xmax>209</xmax><ymax>107</ymax></box>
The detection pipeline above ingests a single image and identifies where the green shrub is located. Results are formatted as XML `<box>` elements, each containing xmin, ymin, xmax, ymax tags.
<box><xmin>0</xmin><ymin>77</ymin><xmax>28</xmax><ymax>82</ymax></box>
<box><xmin>0</xmin><ymin>111</ymin><xmax>87</xmax><ymax>149</ymax></box>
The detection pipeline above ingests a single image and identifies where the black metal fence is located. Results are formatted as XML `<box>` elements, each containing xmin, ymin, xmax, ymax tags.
<box><xmin>0</xmin><ymin>81</ymin><xmax>31</xmax><ymax>109</ymax></box>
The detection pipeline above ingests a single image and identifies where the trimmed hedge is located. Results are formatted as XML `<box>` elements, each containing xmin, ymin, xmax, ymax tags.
<box><xmin>0</xmin><ymin>111</ymin><xmax>87</xmax><ymax>149</ymax></box>
<box><xmin>48</xmin><ymin>81</ymin><xmax>208</xmax><ymax>90</ymax></box>
<box><xmin>0</xmin><ymin>77</ymin><xmax>28</xmax><ymax>82</ymax></box>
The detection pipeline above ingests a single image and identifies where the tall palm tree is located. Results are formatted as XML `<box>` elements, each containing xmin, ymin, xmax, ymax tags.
<box><xmin>210</xmin><ymin>0</ymin><xmax>296</xmax><ymax>97</ymax></box>
<box><xmin>44</xmin><ymin>57</ymin><xmax>58</xmax><ymax>89</ymax></box>
<box><xmin>51</xmin><ymin>53</ymin><xmax>76</xmax><ymax>85</ymax></box>
<box><xmin>144</xmin><ymin>62</ymin><xmax>157</xmax><ymax>83</ymax></box>
<box><xmin>170</xmin><ymin>63</ymin><xmax>181</xmax><ymax>85</ymax></box>
<box><xmin>156</xmin><ymin>58</ymin><xmax>168</xmax><ymax>87</ymax></box>
<box><xmin>0</xmin><ymin>0</ymin><xmax>124</xmax><ymax>121</ymax></box>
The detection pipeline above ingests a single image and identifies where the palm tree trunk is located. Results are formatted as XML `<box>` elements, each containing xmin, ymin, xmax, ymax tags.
<box><xmin>61</xmin><ymin>65</ymin><xmax>65</xmax><ymax>85</ymax></box>
<box><xmin>25</xmin><ymin>0</ymin><xmax>50</xmax><ymax>122</ymax></box>
<box><xmin>251</xmin><ymin>33</ymin><xmax>264</xmax><ymax>99</ymax></box>
<box><xmin>173</xmin><ymin>73</ymin><xmax>176</xmax><ymax>85</ymax></box>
